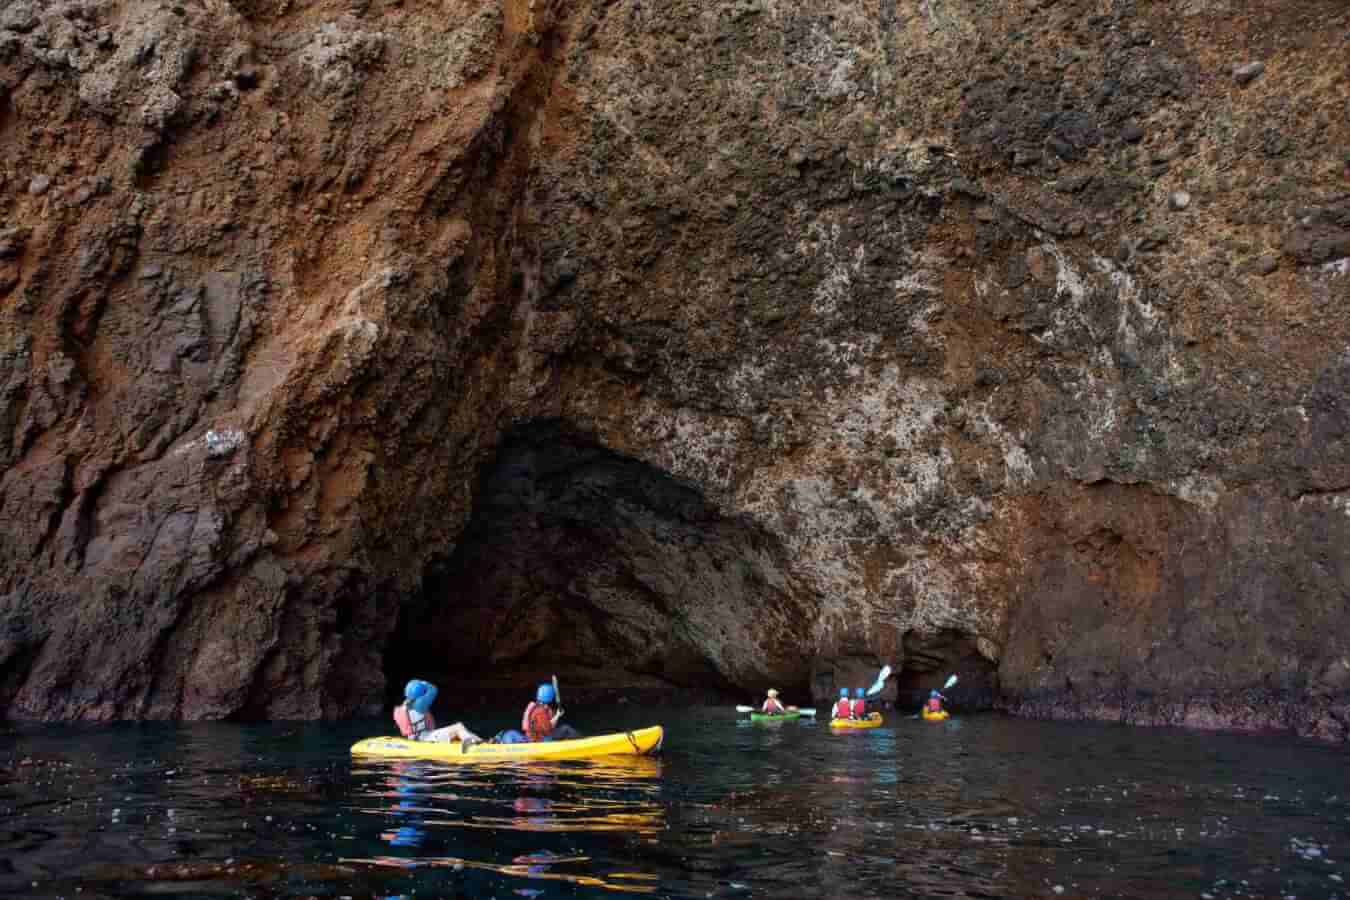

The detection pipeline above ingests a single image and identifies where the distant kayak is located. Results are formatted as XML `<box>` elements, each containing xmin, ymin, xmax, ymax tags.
<box><xmin>350</xmin><ymin>726</ymin><xmax>663</xmax><ymax>762</ymax></box>
<box><xmin>922</xmin><ymin>709</ymin><xmax>950</xmax><ymax>721</ymax></box>
<box><xmin>829</xmin><ymin>713</ymin><xmax>883</xmax><ymax>730</ymax></box>
<box><xmin>750</xmin><ymin>711</ymin><xmax>802</xmax><ymax>722</ymax></box>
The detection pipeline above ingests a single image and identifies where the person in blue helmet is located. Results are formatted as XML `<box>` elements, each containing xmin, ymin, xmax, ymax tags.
<box><xmin>522</xmin><ymin>683</ymin><xmax>580</xmax><ymax>742</ymax></box>
<box><xmin>394</xmin><ymin>679</ymin><xmax>483</xmax><ymax>747</ymax></box>
<box><xmin>850</xmin><ymin>687</ymin><xmax>867</xmax><ymax>719</ymax></box>
<box><xmin>832</xmin><ymin>687</ymin><xmax>852</xmax><ymax>720</ymax></box>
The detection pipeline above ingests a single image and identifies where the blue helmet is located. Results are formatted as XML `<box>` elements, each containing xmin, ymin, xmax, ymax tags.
<box><xmin>930</xmin><ymin>689</ymin><xmax>940</xmax><ymax>698</ymax></box>
<box><xmin>839</xmin><ymin>688</ymin><xmax>849</xmax><ymax>698</ymax></box>
<box><xmin>405</xmin><ymin>679</ymin><xmax>437</xmax><ymax>713</ymax></box>
<box><xmin>536</xmin><ymin>683</ymin><xmax>556</xmax><ymax>704</ymax></box>
<box><xmin>854</xmin><ymin>688</ymin><xmax>864</xmax><ymax>699</ymax></box>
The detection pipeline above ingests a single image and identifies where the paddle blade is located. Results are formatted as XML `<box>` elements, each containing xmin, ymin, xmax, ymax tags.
<box><xmin>866</xmin><ymin>665</ymin><xmax>893</xmax><ymax>696</ymax></box>
<box><xmin>735</xmin><ymin>705</ymin><xmax>755</xmax><ymax>714</ymax></box>
<box><xmin>551</xmin><ymin>674</ymin><xmax>561</xmax><ymax>705</ymax></box>
<box><xmin>943</xmin><ymin>674</ymin><xmax>958</xmax><ymax>690</ymax></box>
<box><xmin>796</xmin><ymin>708</ymin><xmax>817</xmax><ymax>716</ymax></box>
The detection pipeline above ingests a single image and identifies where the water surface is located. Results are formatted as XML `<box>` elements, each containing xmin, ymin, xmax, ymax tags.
<box><xmin>2</xmin><ymin>709</ymin><xmax>1347</xmax><ymax>898</ymax></box>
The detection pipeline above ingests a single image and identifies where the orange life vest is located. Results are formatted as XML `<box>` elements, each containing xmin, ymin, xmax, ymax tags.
<box><xmin>524</xmin><ymin>702</ymin><xmax>554</xmax><ymax>742</ymax></box>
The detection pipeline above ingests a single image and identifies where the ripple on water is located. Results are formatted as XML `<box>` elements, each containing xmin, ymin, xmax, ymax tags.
<box><xmin>1</xmin><ymin>714</ymin><xmax>1348</xmax><ymax>899</ymax></box>
<box><xmin>340</xmin><ymin>756</ymin><xmax>668</xmax><ymax>893</ymax></box>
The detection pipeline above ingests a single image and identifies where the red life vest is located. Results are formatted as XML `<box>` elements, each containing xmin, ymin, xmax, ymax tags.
<box><xmin>833</xmin><ymin>699</ymin><xmax>852</xmax><ymax>719</ymax></box>
<box><xmin>927</xmin><ymin>697</ymin><xmax>942</xmax><ymax>712</ymax></box>
<box><xmin>762</xmin><ymin>699</ymin><xmax>785</xmax><ymax>714</ymax></box>
<box><xmin>851</xmin><ymin>699</ymin><xmax>866</xmax><ymax>718</ymax></box>
<box><xmin>525</xmin><ymin>702</ymin><xmax>554</xmax><ymax>742</ymax></box>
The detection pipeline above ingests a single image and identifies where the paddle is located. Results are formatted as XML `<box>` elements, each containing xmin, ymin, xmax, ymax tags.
<box><xmin>865</xmin><ymin>664</ymin><xmax>894</xmax><ymax>696</ymax></box>
<box><xmin>734</xmin><ymin>705</ymin><xmax>817</xmax><ymax>716</ymax></box>
<box><xmin>552</xmin><ymin>673</ymin><xmax>563</xmax><ymax>717</ymax></box>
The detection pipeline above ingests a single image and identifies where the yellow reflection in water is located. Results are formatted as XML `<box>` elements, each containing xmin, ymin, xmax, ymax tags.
<box><xmin>345</xmin><ymin>855</ymin><xmax>658</xmax><ymax>894</ymax></box>
<box><xmin>352</xmin><ymin>754</ymin><xmax>665</xmax><ymax>892</ymax></box>
<box><xmin>431</xmin><ymin>810</ymin><xmax>665</xmax><ymax>834</ymax></box>
<box><xmin>353</xmin><ymin>755</ymin><xmax>664</xmax><ymax>783</ymax></box>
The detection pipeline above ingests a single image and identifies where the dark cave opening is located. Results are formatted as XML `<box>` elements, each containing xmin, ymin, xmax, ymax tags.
<box><xmin>894</xmin><ymin>628</ymin><xmax>999</xmax><ymax>710</ymax></box>
<box><xmin>384</xmin><ymin>420</ymin><xmax>815</xmax><ymax>712</ymax></box>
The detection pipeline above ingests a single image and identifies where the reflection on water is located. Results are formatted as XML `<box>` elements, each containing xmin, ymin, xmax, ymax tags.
<box><xmin>1</xmin><ymin>711</ymin><xmax>1348</xmax><ymax>899</ymax></box>
<box><xmin>349</xmin><ymin>756</ymin><xmax>666</xmax><ymax>892</ymax></box>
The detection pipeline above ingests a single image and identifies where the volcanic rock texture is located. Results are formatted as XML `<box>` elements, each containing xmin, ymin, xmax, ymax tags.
<box><xmin>1</xmin><ymin>0</ymin><xmax>1348</xmax><ymax>736</ymax></box>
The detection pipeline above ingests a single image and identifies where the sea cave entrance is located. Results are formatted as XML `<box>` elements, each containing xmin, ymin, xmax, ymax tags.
<box><xmin>894</xmin><ymin>628</ymin><xmax>998</xmax><ymax>709</ymax></box>
<box><xmin>383</xmin><ymin>421</ymin><xmax>815</xmax><ymax>711</ymax></box>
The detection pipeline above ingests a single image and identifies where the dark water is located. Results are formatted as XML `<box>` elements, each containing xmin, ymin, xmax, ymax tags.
<box><xmin>2</xmin><ymin>709</ymin><xmax>1348</xmax><ymax>899</ymax></box>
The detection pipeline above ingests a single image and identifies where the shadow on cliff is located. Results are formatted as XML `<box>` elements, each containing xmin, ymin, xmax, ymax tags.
<box><xmin>385</xmin><ymin>420</ymin><xmax>817</xmax><ymax>708</ymax></box>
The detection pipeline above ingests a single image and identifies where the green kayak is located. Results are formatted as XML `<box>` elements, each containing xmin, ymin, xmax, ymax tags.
<box><xmin>750</xmin><ymin>711</ymin><xmax>802</xmax><ymax>722</ymax></box>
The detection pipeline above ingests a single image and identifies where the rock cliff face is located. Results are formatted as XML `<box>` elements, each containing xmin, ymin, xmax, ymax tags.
<box><xmin>1</xmin><ymin>0</ymin><xmax>1347</xmax><ymax>737</ymax></box>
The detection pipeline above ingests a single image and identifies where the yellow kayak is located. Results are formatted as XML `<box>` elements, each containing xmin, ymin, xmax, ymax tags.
<box><xmin>829</xmin><ymin>713</ymin><xmax>883</xmax><ymax>730</ymax></box>
<box><xmin>922</xmin><ymin>709</ymin><xmax>950</xmax><ymax>721</ymax></box>
<box><xmin>351</xmin><ymin>728</ymin><xmax>661</xmax><ymax>766</ymax></box>
<box><xmin>350</xmin><ymin>726</ymin><xmax>663</xmax><ymax>763</ymax></box>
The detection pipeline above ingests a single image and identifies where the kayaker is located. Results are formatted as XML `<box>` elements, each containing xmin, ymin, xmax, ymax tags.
<box><xmin>523</xmin><ymin>683</ymin><xmax>580</xmax><ymax>742</ymax></box>
<box><xmin>851</xmin><ymin>687</ymin><xmax>867</xmax><ymax>719</ymax></box>
<box><xmin>833</xmin><ymin>688</ymin><xmax>852</xmax><ymax>720</ymax></box>
<box><xmin>761</xmin><ymin>688</ymin><xmax>787</xmax><ymax>715</ymax></box>
<box><xmin>925</xmin><ymin>689</ymin><xmax>947</xmax><ymax>716</ymax></box>
<box><xmin>394</xmin><ymin>679</ymin><xmax>484</xmax><ymax>747</ymax></box>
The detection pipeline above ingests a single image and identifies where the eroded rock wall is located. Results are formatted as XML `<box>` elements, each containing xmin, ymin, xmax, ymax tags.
<box><xmin>1</xmin><ymin>0</ymin><xmax>1347</xmax><ymax>736</ymax></box>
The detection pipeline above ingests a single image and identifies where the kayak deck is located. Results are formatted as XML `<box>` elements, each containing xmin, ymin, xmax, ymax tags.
<box><xmin>829</xmin><ymin>712</ymin><xmax>883</xmax><ymax>730</ymax></box>
<box><xmin>351</xmin><ymin>726</ymin><xmax>663</xmax><ymax>762</ymax></box>
<box><xmin>750</xmin><ymin>711</ymin><xmax>802</xmax><ymax>722</ymax></box>
<box><xmin>922</xmin><ymin>710</ymin><xmax>950</xmax><ymax>721</ymax></box>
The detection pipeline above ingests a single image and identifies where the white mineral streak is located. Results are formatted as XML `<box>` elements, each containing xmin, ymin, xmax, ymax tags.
<box><xmin>802</xmin><ymin>221</ymin><xmax>863</xmax><ymax>316</ymax></box>
<box><xmin>624</xmin><ymin>399</ymin><xmax>749</xmax><ymax>499</ymax></box>
<box><xmin>1167</xmin><ymin>474</ymin><xmax>1223</xmax><ymax>510</ymax></box>
<box><xmin>797</xmin><ymin>22</ymin><xmax>860</xmax><ymax>100</ymax></box>
<box><xmin>174</xmin><ymin>428</ymin><xmax>246</xmax><ymax>459</ymax></box>
<box><xmin>960</xmin><ymin>399</ymin><xmax>1037</xmax><ymax>487</ymax></box>
<box><xmin>204</xmin><ymin>429</ymin><xmax>245</xmax><ymax>459</ymax></box>
<box><xmin>1043</xmin><ymin>237</ymin><xmax>1093</xmax><ymax>343</ymax></box>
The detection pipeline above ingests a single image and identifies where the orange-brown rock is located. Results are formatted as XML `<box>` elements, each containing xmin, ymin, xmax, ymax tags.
<box><xmin>1</xmin><ymin>0</ymin><xmax>1347</xmax><ymax>739</ymax></box>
